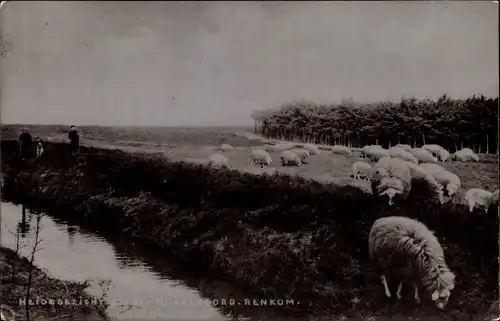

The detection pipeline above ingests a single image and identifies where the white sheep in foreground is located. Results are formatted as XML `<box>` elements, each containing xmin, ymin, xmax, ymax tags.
<box><xmin>369</xmin><ymin>216</ymin><xmax>456</xmax><ymax>309</ymax></box>
<box><xmin>419</xmin><ymin>163</ymin><xmax>461</xmax><ymax>197</ymax></box>
<box><xmin>249</xmin><ymin>149</ymin><xmax>272</xmax><ymax>167</ymax></box>
<box><xmin>208</xmin><ymin>153</ymin><xmax>229</xmax><ymax>169</ymax></box>
<box><xmin>280</xmin><ymin>150</ymin><xmax>302</xmax><ymax>166</ymax></box>
<box><xmin>352</xmin><ymin>161</ymin><xmax>372</xmax><ymax>181</ymax></box>
<box><xmin>395</xmin><ymin>144</ymin><xmax>412</xmax><ymax>151</ymax></box>
<box><xmin>291</xmin><ymin>148</ymin><xmax>310</xmax><ymax>163</ymax></box>
<box><xmin>465</xmin><ymin>188</ymin><xmax>495</xmax><ymax>213</ymax></box>
<box><xmin>330</xmin><ymin>145</ymin><xmax>352</xmax><ymax>156</ymax></box>
<box><xmin>220</xmin><ymin>143</ymin><xmax>234</xmax><ymax>152</ymax></box>
<box><xmin>363</xmin><ymin>147</ymin><xmax>390</xmax><ymax>162</ymax></box>
<box><xmin>303</xmin><ymin>143</ymin><xmax>321</xmax><ymax>155</ymax></box>
<box><xmin>405</xmin><ymin>162</ymin><xmax>445</xmax><ymax>204</ymax></box>
<box><xmin>36</xmin><ymin>142</ymin><xmax>44</xmax><ymax>158</ymax></box>
<box><xmin>389</xmin><ymin>147</ymin><xmax>419</xmax><ymax>164</ymax></box>
<box><xmin>422</xmin><ymin>144</ymin><xmax>450</xmax><ymax>163</ymax></box>
<box><xmin>451</xmin><ymin>149</ymin><xmax>479</xmax><ymax>162</ymax></box>
<box><xmin>409</xmin><ymin>148</ymin><xmax>438</xmax><ymax>164</ymax></box>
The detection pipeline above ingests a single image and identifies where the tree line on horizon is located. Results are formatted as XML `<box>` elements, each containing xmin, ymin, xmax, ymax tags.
<box><xmin>250</xmin><ymin>94</ymin><xmax>499</xmax><ymax>154</ymax></box>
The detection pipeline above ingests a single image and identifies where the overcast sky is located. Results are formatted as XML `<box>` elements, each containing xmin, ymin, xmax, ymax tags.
<box><xmin>0</xmin><ymin>1</ymin><xmax>498</xmax><ymax>126</ymax></box>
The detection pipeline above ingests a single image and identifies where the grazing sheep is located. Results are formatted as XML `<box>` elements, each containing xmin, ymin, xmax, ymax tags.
<box><xmin>208</xmin><ymin>153</ymin><xmax>229</xmax><ymax>169</ymax></box>
<box><xmin>303</xmin><ymin>143</ymin><xmax>321</xmax><ymax>156</ymax></box>
<box><xmin>395</xmin><ymin>144</ymin><xmax>412</xmax><ymax>151</ymax></box>
<box><xmin>389</xmin><ymin>147</ymin><xmax>419</xmax><ymax>164</ymax></box>
<box><xmin>409</xmin><ymin>148</ymin><xmax>438</xmax><ymax>164</ymax></box>
<box><xmin>363</xmin><ymin>147</ymin><xmax>390</xmax><ymax>162</ymax></box>
<box><xmin>451</xmin><ymin>149</ymin><xmax>479</xmax><ymax>162</ymax></box>
<box><xmin>266</xmin><ymin>143</ymin><xmax>295</xmax><ymax>152</ymax></box>
<box><xmin>405</xmin><ymin>162</ymin><xmax>445</xmax><ymax>204</ymax></box>
<box><xmin>459</xmin><ymin>148</ymin><xmax>474</xmax><ymax>154</ymax></box>
<box><xmin>250</xmin><ymin>149</ymin><xmax>272</xmax><ymax>167</ymax></box>
<box><xmin>436</xmin><ymin>149</ymin><xmax>450</xmax><ymax>163</ymax></box>
<box><xmin>280</xmin><ymin>150</ymin><xmax>302</xmax><ymax>166</ymax></box>
<box><xmin>352</xmin><ymin>161</ymin><xmax>372</xmax><ymax>181</ymax></box>
<box><xmin>369</xmin><ymin>216</ymin><xmax>456</xmax><ymax>309</ymax></box>
<box><xmin>422</xmin><ymin>144</ymin><xmax>450</xmax><ymax>162</ymax></box>
<box><xmin>376</xmin><ymin>176</ymin><xmax>405</xmax><ymax>206</ymax></box>
<box><xmin>371</xmin><ymin>157</ymin><xmax>412</xmax><ymax>200</ymax></box>
<box><xmin>389</xmin><ymin>147</ymin><xmax>406</xmax><ymax>154</ymax></box>
<box><xmin>422</xmin><ymin>144</ymin><xmax>445</xmax><ymax>155</ymax></box>
<box><xmin>361</xmin><ymin>145</ymin><xmax>381</xmax><ymax>153</ymax></box>
<box><xmin>36</xmin><ymin>142</ymin><xmax>44</xmax><ymax>158</ymax></box>
<box><xmin>220</xmin><ymin>143</ymin><xmax>234</xmax><ymax>152</ymax></box>
<box><xmin>291</xmin><ymin>148</ymin><xmax>310</xmax><ymax>163</ymax></box>
<box><xmin>362</xmin><ymin>144</ymin><xmax>383</xmax><ymax>152</ymax></box>
<box><xmin>419</xmin><ymin>163</ymin><xmax>461</xmax><ymax>197</ymax></box>
<box><xmin>465</xmin><ymin>188</ymin><xmax>494</xmax><ymax>213</ymax></box>
<box><xmin>331</xmin><ymin>145</ymin><xmax>352</xmax><ymax>156</ymax></box>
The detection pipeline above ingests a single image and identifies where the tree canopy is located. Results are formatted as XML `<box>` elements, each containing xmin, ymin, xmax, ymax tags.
<box><xmin>251</xmin><ymin>94</ymin><xmax>498</xmax><ymax>153</ymax></box>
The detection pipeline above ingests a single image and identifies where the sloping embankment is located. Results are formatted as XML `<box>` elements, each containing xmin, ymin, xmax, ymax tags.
<box><xmin>1</xmin><ymin>140</ymin><xmax>498</xmax><ymax>319</ymax></box>
<box><xmin>0</xmin><ymin>246</ymin><xmax>109</xmax><ymax>321</ymax></box>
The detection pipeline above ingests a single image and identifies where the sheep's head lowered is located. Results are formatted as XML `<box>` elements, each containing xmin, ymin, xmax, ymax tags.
<box><xmin>380</xmin><ymin>188</ymin><xmax>403</xmax><ymax>205</ymax></box>
<box><xmin>445</xmin><ymin>182</ymin><xmax>460</xmax><ymax>197</ymax></box>
<box><xmin>431</xmin><ymin>271</ymin><xmax>456</xmax><ymax>310</ymax></box>
<box><xmin>371</xmin><ymin>157</ymin><xmax>411</xmax><ymax>204</ymax></box>
<box><xmin>377</xmin><ymin>177</ymin><xmax>405</xmax><ymax>206</ymax></box>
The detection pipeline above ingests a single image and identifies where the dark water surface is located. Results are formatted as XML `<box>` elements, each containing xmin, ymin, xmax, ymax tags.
<box><xmin>1</xmin><ymin>201</ymin><xmax>290</xmax><ymax>321</ymax></box>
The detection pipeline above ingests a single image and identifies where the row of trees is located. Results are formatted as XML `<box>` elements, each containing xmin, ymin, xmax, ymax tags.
<box><xmin>250</xmin><ymin>94</ymin><xmax>499</xmax><ymax>154</ymax></box>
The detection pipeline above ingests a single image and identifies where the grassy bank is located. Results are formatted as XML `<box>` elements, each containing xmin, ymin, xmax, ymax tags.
<box><xmin>0</xmin><ymin>246</ymin><xmax>109</xmax><ymax>321</ymax></box>
<box><xmin>1</xmin><ymin>140</ymin><xmax>498</xmax><ymax>319</ymax></box>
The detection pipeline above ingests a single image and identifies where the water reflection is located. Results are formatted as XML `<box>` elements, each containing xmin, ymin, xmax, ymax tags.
<box><xmin>17</xmin><ymin>205</ymin><xmax>31</xmax><ymax>237</ymax></box>
<box><xmin>1</xmin><ymin>202</ymin><xmax>225</xmax><ymax>321</ymax></box>
<box><xmin>67</xmin><ymin>226</ymin><xmax>76</xmax><ymax>247</ymax></box>
<box><xmin>1</xmin><ymin>202</ymin><xmax>295</xmax><ymax>321</ymax></box>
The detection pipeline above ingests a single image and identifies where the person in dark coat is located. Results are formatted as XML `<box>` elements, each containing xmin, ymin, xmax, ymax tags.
<box><xmin>68</xmin><ymin>125</ymin><xmax>80</xmax><ymax>154</ymax></box>
<box><xmin>18</xmin><ymin>127</ymin><xmax>34</xmax><ymax>164</ymax></box>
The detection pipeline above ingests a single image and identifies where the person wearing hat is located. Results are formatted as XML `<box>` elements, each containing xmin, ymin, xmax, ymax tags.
<box><xmin>68</xmin><ymin>125</ymin><xmax>80</xmax><ymax>154</ymax></box>
<box><xmin>18</xmin><ymin>127</ymin><xmax>33</xmax><ymax>164</ymax></box>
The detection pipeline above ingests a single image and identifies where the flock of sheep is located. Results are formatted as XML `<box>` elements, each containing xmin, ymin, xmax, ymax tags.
<box><xmin>206</xmin><ymin>141</ymin><xmax>499</xmax><ymax>310</ymax></box>
<box><xmin>207</xmin><ymin>142</ymin><xmax>498</xmax><ymax>214</ymax></box>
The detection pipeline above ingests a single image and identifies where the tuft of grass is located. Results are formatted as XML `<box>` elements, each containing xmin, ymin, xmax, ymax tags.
<box><xmin>1</xmin><ymin>140</ymin><xmax>498</xmax><ymax>319</ymax></box>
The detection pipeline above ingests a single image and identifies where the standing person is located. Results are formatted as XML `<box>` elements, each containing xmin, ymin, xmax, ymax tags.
<box><xmin>68</xmin><ymin>125</ymin><xmax>80</xmax><ymax>154</ymax></box>
<box><xmin>18</xmin><ymin>127</ymin><xmax>33</xmax><ymax>164</ymax></box>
